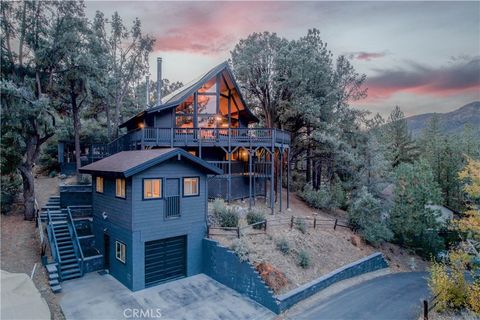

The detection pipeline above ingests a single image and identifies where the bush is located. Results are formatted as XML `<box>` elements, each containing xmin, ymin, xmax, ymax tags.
<box><xmin>78</xmin><ymin>174</ymin><xmax>91</xmax><ymax>185</ymax></box>
<box><xmin>1</xmin><ymin>174</ymin><xmax>21</xmax><ymax>215</ymax></box>
<box><xmin>232</xmin><ymin>238</ymin><xmax>249</xmax><ymax>262</ymax></box>
<box><xmin>295</xmin><ymin>218</ymin><xmax>307</xmax><ymax>234</ymax></box>
<box><xmin>276</xmin><ymin>238</ymin><xmax>290</xmax><ymax>255</ymax></box>
<box><xmin>212</xmin><ymin>198</ymin><xmax>239</xmax><ymax>228</ymax></box>
<box><xmin>246</xmin><ymin>209</ymin><xmax>265</xmax><ymax>229</ymax></box>
<box><xmin>38</xmin><ymin>139</ymin><xmax>60</xmax><ymax>174</ymax></box>
<box><xmin>468</xmin><ymin>281</ymin><xmax>480</xmax><ymax>314</ymax></box>
<box><xmin>299</xmin><ymin>183</ymin><xmax>333</xmax><ymax>210</ymax></box>
<box><xmin>49</xmin><ymin>170</ymin><xmax>57</xmax><ymax>178</ymax></box>
<box><xmin>429</xmin><ymin>261</ymin><xmax>468</xmax><ymax>311</ymax></box>
<box><xmin>331</xmin><ymin>175</ymin><xmax>348</xmax><ymax>210</ymax></box>
<box><xmin>348</xmin><ymin>187</ymin><xmax>393</xmax><ymax>246</ymax></box>
<box><xmin>298</xmin><ymin>250</ymin><xmax>311</xmax><ymax>268</ymax></box>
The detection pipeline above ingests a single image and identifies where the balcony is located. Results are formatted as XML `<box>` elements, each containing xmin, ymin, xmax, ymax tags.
<box><xmin>107</xmin><ymin>127</ymin><xmax>290</xmax><ymax>154</ymax></box>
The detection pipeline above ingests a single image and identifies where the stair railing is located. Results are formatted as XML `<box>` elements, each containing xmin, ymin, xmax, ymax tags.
<box><xmin>67</xmin><ymin>206</ymin><xmax>85</xmax><ymax>276</ymax></box>
<box><xmin>48</xmin><ymin>209</ymin><xmax>62</xmax><ymax>281</ymax></box>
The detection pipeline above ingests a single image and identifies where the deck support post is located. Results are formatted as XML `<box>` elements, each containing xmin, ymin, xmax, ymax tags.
<box><xmin>279</xmin><ymin>147</ymin><xmax>283</xmax><ymax>213</ymax></box>
<box><xmin>248</xmin><ymin>144</ymin><xmax>253</xmax><ymax>210</ymax></box>
<box><xmin>270</xmin><ymin>131</ymin><xmax>275</xmax><ymax>215</ymax></box>
<box><xmin>287</xmin><ymin>147</ymin><xmax>290</xmax><ymax>209</ymax></box>
<box><xmin>228</xmin><ymin>128</ymin><xmax>232</xmax><ymax>203</ymax></box>
<box><xmin>199</xmin><ymin>128</ymin><xmax>202</xmax><ymax>159</ymax></box>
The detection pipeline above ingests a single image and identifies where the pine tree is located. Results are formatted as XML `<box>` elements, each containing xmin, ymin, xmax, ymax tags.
<box><xmin>384</xmin><ymin>106</ymin><xmax>419</xmax><ymax>167</ymax></box>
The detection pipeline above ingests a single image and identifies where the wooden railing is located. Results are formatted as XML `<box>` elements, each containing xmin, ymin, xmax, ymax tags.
<box><xmin>107</xmin><ymin>127</ymin><xmax>290</xmax><ymax>154</ymax></box>
<box><xmin>165</xmin><ymin>195</ymin><xmax>180</xmax><ymax>218</ymax></box>
<box><xmin>47</xmin><ymin>209</ymin><xmax>62</xmax><ymax>277</ymax></box>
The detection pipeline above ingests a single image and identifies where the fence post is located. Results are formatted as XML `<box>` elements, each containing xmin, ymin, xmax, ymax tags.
<box><xmin>290</xmin><ymin>216</ymin><xmax>294</xmax><ymax>230</ymax></box>
<box><xmin>423</xmin><ymin>300</ymin><xmax>428</xmax><ymax>320</ymax></box>
<box><xmin>314</xmin><ymin>216</ymin><xmax>317</xmax><ymax>229</ymax></box>
<box><xmin>334</xmin><ymin>219</ymin><xmax>338</xmax><ymax>230</ymax></box>
<box><xmin>206</xmin><ymin>225</ymin><xmax>210</xmax><ymax>239</ymax></box>
<box><xmin>264</xmin><ymin>220</ymin><xmax>267</xmax><ymax>232</ymax></box>
<box><xmin>237</xmin><ymin>227</ymin><xmax>240</xmax><ymax>239</ymax></box>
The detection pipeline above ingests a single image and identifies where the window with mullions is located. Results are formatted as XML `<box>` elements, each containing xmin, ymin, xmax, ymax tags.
<box><xmin>197</xmin><ymin>95</ymin><xmax>217</xmax><ymax>114</ymax></box>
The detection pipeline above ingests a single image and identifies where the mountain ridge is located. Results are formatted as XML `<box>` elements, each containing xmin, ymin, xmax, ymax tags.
<box><xmin>405</xmin><ymin>101</ymin><xmax>480</xmax><ymax>136</ymax></box>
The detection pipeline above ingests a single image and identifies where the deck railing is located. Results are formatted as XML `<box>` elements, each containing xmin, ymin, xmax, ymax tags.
<box><xmin>107</xmin><ymin>127</ymin><xmax>290</xmax><ymax>154</ymax></box>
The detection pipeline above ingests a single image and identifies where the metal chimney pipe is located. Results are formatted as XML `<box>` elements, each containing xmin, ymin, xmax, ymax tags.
<box><xmin>145</xmin><ymin>75</ymin><xmax>150</xmax><ymax>108</ymax></box>
<box><xmin>156</xmin><ymin>57</ymin><xmax>162</xmax><ymax>105</ymax></box>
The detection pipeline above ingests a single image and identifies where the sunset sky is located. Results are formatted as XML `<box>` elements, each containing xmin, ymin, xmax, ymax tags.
<box><xmin>85</xmin><ymin>1</ymin><xmax>480</xmax><ymax>117</ymax></box>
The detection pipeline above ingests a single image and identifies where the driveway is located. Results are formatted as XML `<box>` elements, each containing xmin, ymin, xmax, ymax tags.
<box><xmin>288</xmin><ymin>272</ymin><xmax>430</xmax><ymax>320</ymax></box>
<box><xmin>59</xmin><ymin>273</ymin><xmax>274</xmax><ymax>320</ymax></box>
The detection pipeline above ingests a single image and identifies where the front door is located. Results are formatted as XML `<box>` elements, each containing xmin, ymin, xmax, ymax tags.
<box><xmin>104</xmin><ymin>233</ymin><xmax>110</xmax><ymax>270</ymax></box>
<box><xmin>166</xmin><ymin>178</ymin><xmax>180</xmax><ymax>197</ymax></box>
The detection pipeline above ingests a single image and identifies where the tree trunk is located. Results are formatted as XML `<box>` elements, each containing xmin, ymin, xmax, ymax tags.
<box><xmin>114</xmin><ymin>98</ymin><xmax>120</xmax><ymax>138</ymax></box>
<box><xmin>106</xmin><ymin>104</ymin><xmax>112</xmax><ymax>138</ymax></box>
<box><xmin>18</xmin><ymin>136</ymin><xmax>39</xmax><ymax>220</ymax></box>
<box><xmin>71</xmin><ymin>84</ymin><xmax>81</xmax><ymax>180</ymax></box>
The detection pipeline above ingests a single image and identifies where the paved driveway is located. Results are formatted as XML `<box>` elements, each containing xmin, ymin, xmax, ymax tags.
<box><xmin>59</xmin><ymin>273</ymin><xmax>274</xmax><ymax>320</ymax></box>
<box><xmin>288</xmin><ymin>272</ymin><xmax>430</xmax><ymax>320</ymax></box>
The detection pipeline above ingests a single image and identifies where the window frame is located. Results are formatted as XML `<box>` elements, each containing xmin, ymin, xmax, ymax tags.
<box><xmin>95</xmin><ymin>176</ymin><xmax>104</xmax><ymax>194</ymax></box>
<box><xmin>182</xmin><ymin>176</ymin><xmax>200</xmax><ymax>197</ymax></box>
<box><xmin>115</xmin><ymin>240</ymin><xmax>126</xmax><ymax>264</ymax></box>
<box><xmin>115</xmin><ymin>178</ymin><xmax>126</xmax><ymax>199</ymax></box>
<box><xmin>142</xmin><ymin>178</ymin><xmax>164</xmax><ymax>201</ymax></box>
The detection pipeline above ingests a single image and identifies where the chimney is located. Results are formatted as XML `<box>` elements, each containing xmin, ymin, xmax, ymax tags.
<box><xmin>156</xmin><ymin>57</ymin><xmax>162</xmax><ymax>105</ymax></box>
<box><xmin>145</xmin><ymin>75</ymin><xmax>150</xmax><ymax>108</ymax></box>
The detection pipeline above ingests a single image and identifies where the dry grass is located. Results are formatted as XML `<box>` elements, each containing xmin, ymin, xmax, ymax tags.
<box><xmin>210</xmin><ymin>188</ymin><xmax>430</xmax><ymax>294</ymax></box>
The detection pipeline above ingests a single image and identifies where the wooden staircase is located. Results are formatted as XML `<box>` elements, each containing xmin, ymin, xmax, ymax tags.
<box><xmin>40</xmin><ymin>196</ymin><xmax>66</xmax><ymax>222</ymax></box>
<box><xmin>51</xmin><ymin>222</ymin><xmax>82</xmax><ymax>281</ymax></box>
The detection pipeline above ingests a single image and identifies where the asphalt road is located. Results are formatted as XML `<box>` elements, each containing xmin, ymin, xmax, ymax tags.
<box><xmin>296</xmin><ymin>272</ymin><xmax>430</xmax><ymax>320</ymax></box>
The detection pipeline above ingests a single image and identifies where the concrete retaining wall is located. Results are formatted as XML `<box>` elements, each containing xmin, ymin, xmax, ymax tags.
<box><xmin>60</xmin><ymin>185</ymin><xmax>92</xmax><ymax>208</ymax></box>
<box><xmin>276</xmin><ymin>252</ymin><xmax>389</xmax><ymax>311</ymax></box>
<box><xmin>202</xmin><ymin>239</ymin><xmax>280</xmax><ymax>313</ymax></box>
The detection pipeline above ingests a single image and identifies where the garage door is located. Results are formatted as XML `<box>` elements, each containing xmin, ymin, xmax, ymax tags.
<box><xmin>144</xmin><ymin>235</ymin><xmax>186</xmax><ymax>287</ymax></box>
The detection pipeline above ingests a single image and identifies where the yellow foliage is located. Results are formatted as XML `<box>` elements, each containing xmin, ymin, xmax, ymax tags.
<box><xmin>429</xmin><ymin>260</ymin><xmax>468</xmax><ymax>312</ymax></box>
<box><xmin>458</xmin><ymin>157</ymin><xmax>480</xmax><ymax>199</ymax></box>
<box><xmin>468</xmin><ymin>281</ymin><xmax>480</xmax><ymax>314</ymax></box>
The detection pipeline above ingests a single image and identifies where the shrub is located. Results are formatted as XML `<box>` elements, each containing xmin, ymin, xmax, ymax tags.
<box><xmin>298</xmin><ymin>250</ymin><xmax>311</xmax><ymax>268</ymax></box>
<box><xmin>299</xmin><ymin>183</ymin><xmax>333</xmax><ymax>210</ymax></box>
<box><xmin>232</xmin><ymin>238</ymin><xmax>249</xmax><ymax>262</ymax></box>
<box><xmin>78</xmin><ymin>174</ymin><xmax>91</xmax><ymax>185</ymax></box>
<box><xmin>1</xmin><ymin>174</ymin><xmax>21</xmax><ymax>215</ymax></box>
<box><xmin>468</xmin><ymin>281</ymin><xmax>480</xmax><ymax>314</ymax></box>
<box><xmin>348</xmin><ymin>187</ymin><xmax>393</xmax><ymax>246</ymax></box>
<box><xmin>212</xmin><ymin>198</ymin><xmax>239</xmax><ymax>227</ymax></box>
<box><xmin>276</xmin><ymin>238</ymin><xmax>290</xmax><ymax>255</ymax></box>
<box><xmin>429</xmin><ymin>261</ymin><xmax>468</xmax><ymax>311</ymax></box>
<box><xmin>49</xmin><ymin>170</ymin><xmax>57</xmax><ymax>178</ymax></box>
<box><xmin>295</xmin><ymin>218</ymin><xmax>307</xmax><ymax>234</ymax></box>
<box><xmin>246</xmin><ymin>209</ymin><xmax>265</xmax><ymax>229</ymax></box>
<box><xmin>331</xmin><ymin>175</ymin><xmax>348</xmax><ymax>210</ymax></box>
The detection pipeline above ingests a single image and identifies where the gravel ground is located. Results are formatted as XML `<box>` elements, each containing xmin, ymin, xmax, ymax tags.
<box><xmin>211</xmin><ymin>188</ymin><xmax>429</xmax><ymax>294</ymax></box>
<box><xmin>1</xmin><ymin>175</ymin><xmax>65</xmax><ymax>320</ymax></box>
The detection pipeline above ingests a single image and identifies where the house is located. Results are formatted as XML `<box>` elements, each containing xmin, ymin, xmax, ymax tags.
<box><xmin>79</xmin><ymin>148</ymin><xmax>222</xmax><ymax>290</ymax></box>
<box><xmin>83</xmin><ymin>59</ymin><xmax>291</xmax><ymax>213</ymax></box>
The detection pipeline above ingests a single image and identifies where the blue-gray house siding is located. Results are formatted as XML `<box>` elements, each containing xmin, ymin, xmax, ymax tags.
<box><xmin>90</xmin><ymin>156</ymin><xmax>211</xmax><ymax>291</ymax></box>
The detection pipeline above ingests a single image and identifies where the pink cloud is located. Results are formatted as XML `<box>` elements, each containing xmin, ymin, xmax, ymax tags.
<box><xmin>365</xmin><ymin>58</ymin><xmax>480</xmax><ymax>101</ymax></box>
<box><xmin>349</xmin><ymin>51</ymin><xmax>387</xmax><ymax>61</ymax></box>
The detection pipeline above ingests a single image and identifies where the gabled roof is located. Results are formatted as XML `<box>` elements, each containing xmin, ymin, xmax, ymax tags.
<box><xmin>79</xmin><ymin>148</ymin><xmax>223</xmax><ymax>177</ymax></box>
<box><xmin>119</xmin><ymin>61</ymin><xmax>258</xmax><ymax>128</ymax></box>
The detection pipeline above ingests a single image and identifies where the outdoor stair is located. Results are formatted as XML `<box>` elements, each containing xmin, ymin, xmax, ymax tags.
<box><xmin>40</xmin><ymin>196</ymin><xmax>64</xmax><ymax>222</ymax></box>
<box><xmin>46</xmin><ymin>264</ymin><xmax>62</xmax><ymax>293</ymax></box>
<box><xmin>52</xmin><ymin>223</ymin><xmax>82</xmax><ymax>281</ymax></box>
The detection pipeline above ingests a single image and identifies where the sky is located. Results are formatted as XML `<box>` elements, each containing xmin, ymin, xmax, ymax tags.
<box><xmin>85</xmin><ymin>1</ymin><xmax>480</xmax><ymax>117</ymax></box>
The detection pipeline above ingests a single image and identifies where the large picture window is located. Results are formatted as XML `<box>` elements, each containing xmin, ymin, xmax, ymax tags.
<box><xmin>115</xmin><ymin>241</ymin><xmax>126</xmax><ymax>263</ymax></box>
<box><xmin>183</xmin><ymin>177</ymin><xmax>199</xmax><ymax>197</ymax></box>
<box><xmin>143</xmin><ymin>178</ymin><xmax>162</xmax><ymax>199</ymax></box>
<box><xmin>96</xmin><ymin>176</ymin><xmax>104</xmax><ymax>193</ymax></box>
<box><xmin>116</xmin><ymin>178</ymin><xmax>126</xmax><ymax>198</ymax></box>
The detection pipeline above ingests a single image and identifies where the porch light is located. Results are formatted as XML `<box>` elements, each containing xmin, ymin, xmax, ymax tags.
<box><xmin>139</xmin><ymin>123</ymin><xmax>145</xmax><ymax>129</ymax></box>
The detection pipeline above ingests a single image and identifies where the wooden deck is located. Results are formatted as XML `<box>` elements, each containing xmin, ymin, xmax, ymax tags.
<box><xmin>107</xmin><ymin>127</ymin><xmax>290</xmax><ymax>154</ymax></box>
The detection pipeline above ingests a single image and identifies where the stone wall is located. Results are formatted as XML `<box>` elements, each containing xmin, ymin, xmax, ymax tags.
<box><xmin>276</xmin><ymin>252</ymin><xmax>389</xmax><ymax>311</ymax></box>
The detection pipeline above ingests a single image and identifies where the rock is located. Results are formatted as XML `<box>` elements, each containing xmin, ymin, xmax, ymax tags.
<box><xmin>350</xmin><ymin>235</ymin><xmax>362</xmax><ymax>247</ymax></box>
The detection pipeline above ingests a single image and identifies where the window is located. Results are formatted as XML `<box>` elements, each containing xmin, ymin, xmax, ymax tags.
<box><xmin>183</xmin><ymin>177</ymin><xmax>199</xmax><ymax>197</ymax></box>
<box><xmin>143</xmin><ymin>178</ymin><xmax>162</xmax><ymax>200</ymax></box>
<box><xmin>115</xmin><ymin>241</ymin><xmax>126</xmax><ymax>263</ymax></box>
<box><xmin>116</xmin><ymin>178</ymin><xmax>126</xmax><ymax>198</ymax></box>
<box><xmin>96</xmin><ymin>176</ymin><xmax>104</xmax><ymax>193</ymax></box>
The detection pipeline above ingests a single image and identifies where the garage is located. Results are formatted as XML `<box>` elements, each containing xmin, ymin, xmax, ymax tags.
<box><xmin>145</xmin><ymin>235</ymin><xmax>187</xmax><ymax>287</ymax></box>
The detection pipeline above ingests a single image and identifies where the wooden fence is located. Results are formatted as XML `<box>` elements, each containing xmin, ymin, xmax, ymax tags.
<box><xmin>207</xmin><ymin>215</ymin><xmax>351</xmax><ymax>239</ymax></box>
